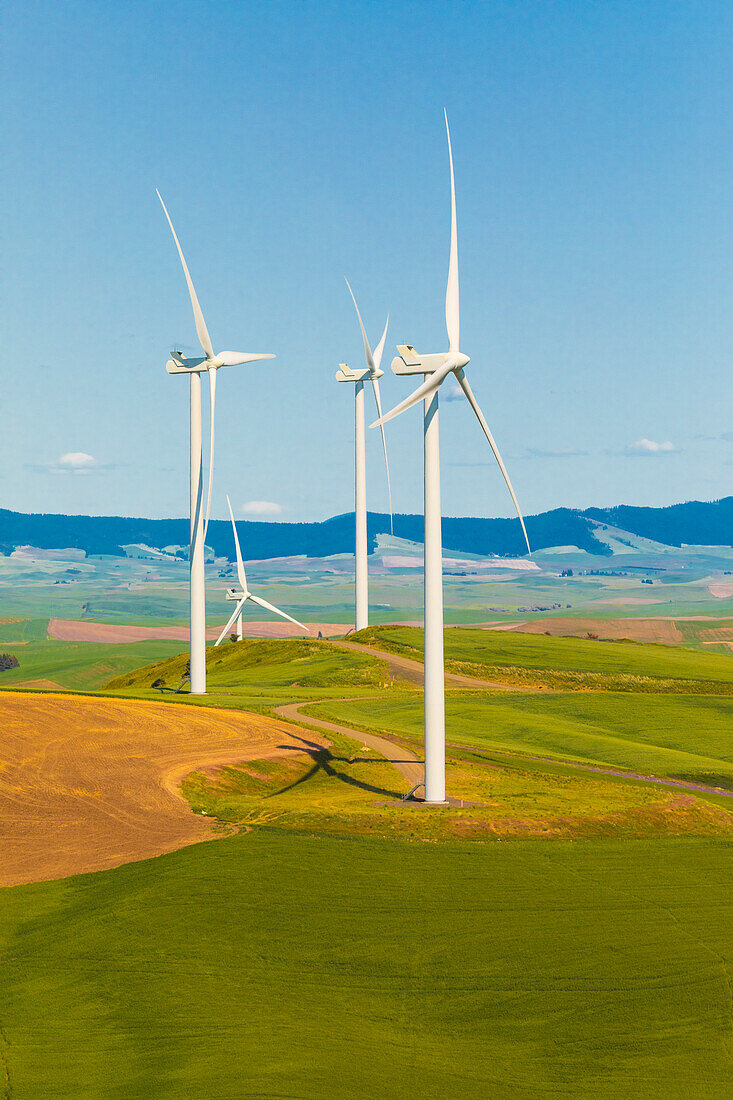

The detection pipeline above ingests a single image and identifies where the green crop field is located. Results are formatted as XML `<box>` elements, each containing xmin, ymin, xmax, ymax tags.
<box><xmin>94</xmin><ymin>634</ymin><xmax>733</xmax><ymax>843</ymax></box>
<box><xmin>1</xmin><ymin>832</ymin><xmax>731</xmax><ymax>1097</ymax></box>
<box><xmin>182</xmin><ymin>729</ymin><xmax>733</xmax><ymax>842</ymax></box>
<box><xmin>352</xmin><ymin>625</ymin><xmax>733</xmax><ymax>690</ymax></box>
<box><xmin>306</xmin><ymin>691</ymin><xmax>733</xmax><ymax>791</ymax></box>
<box><xmin>0</xmin><ymin>617</ymin><xmax>50</xmax><ymax>643</ymax></box>
<box><xmin>0</xmin><ymin>638</ymin><xmax>182</xmax><ymax>691</ymax></box>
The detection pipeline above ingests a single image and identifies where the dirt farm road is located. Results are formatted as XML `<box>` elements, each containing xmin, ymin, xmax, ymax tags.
<box><xmin>330</xmin><ymin>639</ymin><xmax>529</xmax><ymax>690</ymax></box>
<box><xmin>304</xmin><ymin>642</ymin><xmax>733</xmax><ymax>804</ymax></box>
<box><xmin>274</xmin><ymin>701</ymin><xmax>424</xmax><ymax>791</ymax></box>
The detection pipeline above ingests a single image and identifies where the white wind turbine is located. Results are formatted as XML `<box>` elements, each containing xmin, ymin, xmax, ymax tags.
<box><xmin>157</xmin><ymin>191</ymin><xmax>275</xmax><ymax>693</ymax></box>
<box><xmin>336</xmin><ymin>280</ymin><xmax>393</xmax><ymax>632</ymax></box>
<box><xmin>215</xmin><ymin>497</ymin><xmax>309</xmax><ymax>645</ymax></box>
<box><xmin>373</xmin><ymin>112</ymin><xmax>531</xmax><ymax>804</ymax></box>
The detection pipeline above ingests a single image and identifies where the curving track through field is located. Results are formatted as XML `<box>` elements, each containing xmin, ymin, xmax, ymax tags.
<box><xmin>320</xmin><ymin>641</ymin><xmax>733</xmax><ymax>802</ymax></box>
<box><xmin>330</xmin><ymin>639</ymin><xmax>531</xmax><ymax>689</ymax></box>
<box><xmin>0</xmin><ymin>692</ymin><xmax>325</xmax><ymax>887</ymax></box>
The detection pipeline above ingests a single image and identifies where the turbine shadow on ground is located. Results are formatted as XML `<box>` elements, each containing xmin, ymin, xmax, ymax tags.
<box><xmin>271</xmin><ymin>734</ymin><xmax>402</xmax><ymax>800</ymax></box>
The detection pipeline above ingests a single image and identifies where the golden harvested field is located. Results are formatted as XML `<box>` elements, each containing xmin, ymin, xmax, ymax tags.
<box><xmin>0</xmin><ymin>691</ymin><xmax>325</xmax><ymax>887</ymax></box>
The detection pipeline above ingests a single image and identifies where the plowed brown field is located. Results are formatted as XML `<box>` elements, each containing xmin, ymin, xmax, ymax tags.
<box><xmin>47</xmin><ymin>618</ymin><xmax>350</xmax><ymax>642</ymax></box>
<box><xmin>47</xmin><ymin>617</ymin><xmax>222</xmax><ymax>643</ymax></box>
<box><xmin>501</xmin><ymin>617</ymin><xmax>684</xmax><ymax>644</ymax></box>
<box><xmin>709</xmin><ymin>583</ymin><xmax>733</xmax><ymax>598</ymax></box>
<box><xmin>0</xmin><ymin>692</ymin><xmax>325</xmax><ymax>887</ymax></box>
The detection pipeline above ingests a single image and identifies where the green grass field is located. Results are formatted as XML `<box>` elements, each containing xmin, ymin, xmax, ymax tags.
<box><xmin>352</xmin><ymin>625</ymin><xmax>733</xmax><ymax>690</ymax></box>
<box><xmin>1</xmin><ymin>832</ymin><xmax>731</xmax><ymax>1097</ymax></box>
<box><xmin>0</xmin><ymin>617</ymin><xmax>50</xmax><ymax>643</ymax></box>
<box><xmin>0</xmin><ymin>638</ymin><xmax>183</xmax><ymax>690</ymax></box>
<box><xmin>107</xmin><ymin>637</ymin><xmax>389</xmax><ymax>690</ymax></box>
<box><xmin>102</xmin><ymin>637</ymin><xmax>394</xmax><ymax>713</ymax></box>
<box><xmin>306</xmin><ymin>691</ymin><xmax>733</xmax><ymax>791</ymax></box>
<box><xmin>182</xmin><ymin>729</ymin><xmax>733</xmax><ymax>842</ymax></box>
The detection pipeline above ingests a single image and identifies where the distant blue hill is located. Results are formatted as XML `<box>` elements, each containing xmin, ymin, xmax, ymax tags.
<box><xmin>0</xmin><ymin>496</ymin><xmax>731</xmax><ymax>560</ymax></box>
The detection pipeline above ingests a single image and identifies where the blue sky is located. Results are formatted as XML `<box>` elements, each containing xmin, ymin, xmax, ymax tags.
<box><xmin>2</xmin><ymin>0</ymin><xmax>731</xmax><ymax>522</ymax></box>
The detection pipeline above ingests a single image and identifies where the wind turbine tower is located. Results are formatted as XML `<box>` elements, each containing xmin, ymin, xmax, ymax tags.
<box><xmin>157</xmin><ymin>192</ymin><xmax>274</xmax><ymax>693</ymax></box>
<box><xmin>216</xmin><ymin>496</ymin><xmax>308</xmax><ymax>644</ymax></box>
<box><xmin>373</xmin><ymin>114</ymin><xmax>531</xmax><ymax>802</ymax></box>
<box><xmin>337</xmin><ymin>281</ymin><xmax>393</xmax><ymax>632</ymax></box>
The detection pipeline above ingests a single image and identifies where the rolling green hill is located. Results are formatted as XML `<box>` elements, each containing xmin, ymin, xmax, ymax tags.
<box><xmin>1</xmin><ymin>832</ymin><xmax>731</xmax><ymax>1097</ymax></box>
<box><xmin>352</xmin><ymin>625</ymin><xmax>733</xmax><ymax>691</ymax></box>
<box><xmin>105</xmin><ymin>637</ymin><xmax>390</xmax><ymax>695</ymax></box>
<box><xmin>307</xmin><ymin>691</ymin><xmax>733</xmax><ymax>791</ymax></box>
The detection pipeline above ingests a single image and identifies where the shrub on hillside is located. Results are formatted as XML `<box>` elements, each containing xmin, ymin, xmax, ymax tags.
<box><xmin>0</xmin><ymin>653</ymin><xmax>19</xmax><ymax>671</ymax></box>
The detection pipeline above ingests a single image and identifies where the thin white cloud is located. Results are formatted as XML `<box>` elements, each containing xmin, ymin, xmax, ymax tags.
<box><xmin>47</xmin><ymin>452</ymin><xmax>100</xmax><ymax>476</ymax></box>
<box><xmin>624</xmin><ymin>438</ymin><xmax>679</xmax><ymax>456</ymax></box>
<box><xmin>443</xmin><ymin>382</ymin><xmax>464</xmax><ymax>403</ymax></box>
<box><xmin>240</xmin><ymin>500</ymin><xmax>283</xmax><ymax>516</ymax></box>
<box><xmin>59</xmin><ymin>452</ymin><xmax>97</xmax><ymax>469</ymax></box>
<box><xmin>29</xmin><ymin>452</ymin><xmax>118</xmax><ymax>476</ymax></box>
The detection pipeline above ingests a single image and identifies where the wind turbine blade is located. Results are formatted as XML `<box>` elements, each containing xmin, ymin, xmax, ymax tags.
<box><xmin>248</xmin><ymin>593</ymin><xmax>309</xmax><ymax>633</ymax></box>
<box><xmin>457</xmin><ymin>374</ymin><xmax>531</xmax><ymax>555</ymax></box>
<box><xmin>156</xmin><ymin>190</ymin><xmax>215</xmax><ymax>359</ymax></box>
<box><xmin>372</xmin><ymin>314</ymin><xmax>389</xmax><ymax>372</ymax></box>
<box><xmin>444</xmin><ymin>110</ymin><xmax>459</xmax><ymax>354</ymax></box>
<box><xmin>371</xmin><ymin>375</ymin><xmax>393</xmax><ymax>534</ymax></box>
<box><xmin>216</xmin><ymin>351</ymin><xmax>276</xmax><ymax>367</ymax></box>
<box><xmin>203</xmin><ymin>367</ymin><xmax>216</xmax><ymax>543</ymax></box>
<box><xmin>345</xmin><ymin>279</ymin><xmax>375</xmax><ymax>372</ymax></box>
<box><xmin>371</xmin><ymin>359</ymin><xmax>456</xmax><ymax>428</ymax></box>
<box><xmin>215</xmin><ymin>597</ymin><xmax>246</xmax><ymax>647</ymax></box>
<box><xmin>226</xmin><ymin>494</ymin><xmax>248</xmax><ymax>591</ymax></box>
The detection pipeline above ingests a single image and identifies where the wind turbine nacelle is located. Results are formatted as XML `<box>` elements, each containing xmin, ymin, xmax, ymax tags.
<box><xmin>166</xmin><ymin>352</ymin><xmax>208</xmax><ymax>375</ymax></box>
<box><xmin>336</xmin><ymin>363</ymin><xmax>377</xmax><ymax>383</ymax></box>
<box><xmin>225</xmin><ymin>588</ymin><xmax>244</xmax><ymax>601</ymax></box>
<box><xmin>391</xmin><ymin>346</ymin><xmax>454</xmax><ymax>376</ymax></box>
